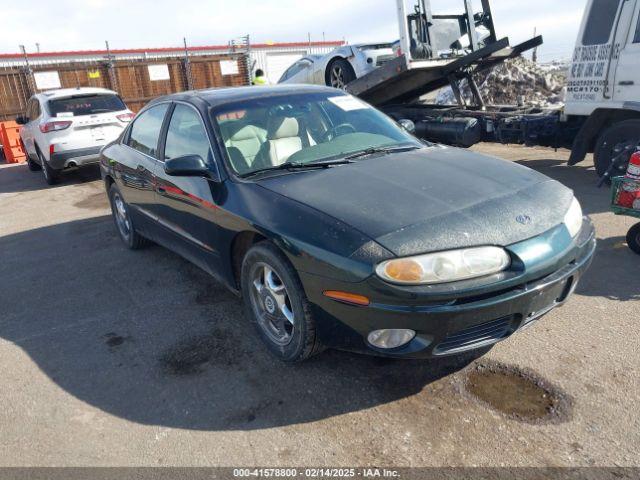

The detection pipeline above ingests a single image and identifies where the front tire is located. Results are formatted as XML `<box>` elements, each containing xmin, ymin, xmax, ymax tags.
<box><xmin>627</xmin><ymin>223</ymin><xmax>640</xmax><ymax>255</ymax></box>
<box><xmin>594</xmin><ymin>119</ymin><xmax>640</xmax><ymax>180</ymax></box>
<box><xmin>27</xmin><ymin>156</ymin><xmax>41</xmax><ymax>171</ymax></box>
<box><xmin>108</xmin><ymin>183</ymin><xmax>150</xmax><ymax>250</ymax></box>
<box><xmin>241</xmin><ymin>242</ymin><xmax>323</xmax><ymax>362</ymax></box>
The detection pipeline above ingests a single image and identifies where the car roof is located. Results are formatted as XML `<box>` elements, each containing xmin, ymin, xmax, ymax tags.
<box><xmin>37</xmin><ymin>87</ymin><xmax>118</xmax><ymax>100</ymax></box>
<box><xmin>146</xmin><ymin>84</ymin><xmax>345</xmax><ymax>110</ymax></box>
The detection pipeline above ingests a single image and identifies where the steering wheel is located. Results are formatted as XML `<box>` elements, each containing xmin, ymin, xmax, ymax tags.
<box><xmin>322</xmin><ymin>123</ymin><xmax>356</xmax><ymax>142</ymax></box>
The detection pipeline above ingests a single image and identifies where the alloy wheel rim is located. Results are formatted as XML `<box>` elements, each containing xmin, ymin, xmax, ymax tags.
<box><xmin>113</xmin><ymin>193</ymin><xmax>131</xmax><ymax>239</ymax></box>
<box><xmin>249</xmin><ymin>262</ymin><xmax>295</xmax><ymax>346</ymax></box>
<box><xmin>331</xmin><ymin>66</ymin><xmax>345</xmax><ymax>88</ymax></box>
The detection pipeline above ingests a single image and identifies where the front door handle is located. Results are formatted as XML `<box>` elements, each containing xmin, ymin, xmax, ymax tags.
<box><xmin>619</xmin><ymin>80</ymin><xmax>635</xmax><ymax>86</ymax></box>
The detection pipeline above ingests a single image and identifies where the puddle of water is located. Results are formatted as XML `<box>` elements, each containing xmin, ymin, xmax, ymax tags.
<box><xmin>465</xmin><ymin>361</ymin><xmax>571</xmax><ymax>424</ymax></box>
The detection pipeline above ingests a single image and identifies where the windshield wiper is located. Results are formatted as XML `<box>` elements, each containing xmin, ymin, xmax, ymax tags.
<box><xmin>344</xmin><ymin>145</ymin><xmax>421</xmax><ymax>160</ymax></box>
<box><xmin>241</xmin><ymin>159</ymin><xmax>354</xmax><ymax>178</ymax></box>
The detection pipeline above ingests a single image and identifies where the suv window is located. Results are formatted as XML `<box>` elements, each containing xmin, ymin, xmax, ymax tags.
<box><xmin>634</xmin><ymin>10</ymin><xmax>640</xmax><ymax>43</ymax></box>
<box><xmin>582</xmin><ymin>0</ymin><xmax>622</xmax><ymax>46</ymax></box>
<box><xmin>164</xmin><ymin>104</ymin><xmax>213</xmax><ymax>162</ymax></box>
<box><xmin>48</xmin><ymin>94</ymin><xmax>126</xmax><ymax>117</ymax></box>
<box><xmin>127</xmin><ymin>104</ymin><xmax>170</xmax><ymax>158</ymax></box>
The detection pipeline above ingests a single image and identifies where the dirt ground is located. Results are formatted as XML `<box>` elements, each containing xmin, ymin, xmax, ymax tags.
<box><xmin>0</xmin><ymin>144</ymin><xmax>637</xmax><ymax>467</ymax></box>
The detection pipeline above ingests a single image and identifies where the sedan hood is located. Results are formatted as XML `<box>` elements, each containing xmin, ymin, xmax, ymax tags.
<box><xmin>257</xmin><ymin>146</ymin><xmax>574</xmax><ymax>256</ymax></box>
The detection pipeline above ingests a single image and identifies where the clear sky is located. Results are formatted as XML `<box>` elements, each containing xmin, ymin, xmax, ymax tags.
<box><xmin>2</xmin><ymin>0</ymin><xmax>587</xmax><ymax>61</ymax></box>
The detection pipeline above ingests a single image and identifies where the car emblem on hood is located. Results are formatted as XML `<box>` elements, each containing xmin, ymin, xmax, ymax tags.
<box><xmin>516</xmin><ymin>215</ymin><xmax>532</xmax><ymax>225</ymax></box>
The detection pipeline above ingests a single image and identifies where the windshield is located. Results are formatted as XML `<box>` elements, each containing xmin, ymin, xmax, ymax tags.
<box><xmin>48</xmin><ymin>94</ymin><xmax>127</xmax><ymax>117</ymax></box>
<box><xmin>213</xmin><ymin>92</ymin><xmax>422</xmax><ymax>176</ymax></box>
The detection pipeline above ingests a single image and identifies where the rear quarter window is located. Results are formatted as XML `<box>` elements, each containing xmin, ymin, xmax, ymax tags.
<box><xmin>48</xmin><ymin>94</ymin><xmax>126</xmax><ymax>117</ymax></box>
<box><xmin>582</xmin><ymin>0</ymin><xmax>622</xmax><ymax>46</ymax></box>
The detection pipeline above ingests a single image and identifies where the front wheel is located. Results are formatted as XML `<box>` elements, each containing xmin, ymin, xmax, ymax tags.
<box><xmin>627</xmin><ymin>223</ymin><xmax>640</xmax><ymax>255</ymax></box>
<box><xmin>241</xmin><ymin>242</ymin><xmax>323</xmax><ymax>362</ymax></box>
<box><xmin>594</xmin><ymin>119</ymin><xmax>640</xmax><ymax>180</ymax></box>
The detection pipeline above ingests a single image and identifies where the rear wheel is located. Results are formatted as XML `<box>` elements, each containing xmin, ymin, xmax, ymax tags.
<box><xmin>627</xmin><ymin>223</ymin><xmax>640</xmax><ymax>255</ymax></box>
<box><xmin>241</xmin><ymin>242</ymin><xmax>323</xmax><ymax>362</ymax></box>
<box><xmin>38</xmin><ymin>150</ymin><xmax>59</xmax><ymax>185</ymax></box>
<box><xmin>594</xmin><ymin>119</ymin><xmax>640</xmax><ymax>180</ymax></box>
<box><xmin>326</xmin><ymin>58</ymin><xmax>356</xmax><ymax>89</ymax></box>
<box><xmin>108</xmin><ymin>183</ymin><xmax>150</xmax><ymax>250</ymax></box>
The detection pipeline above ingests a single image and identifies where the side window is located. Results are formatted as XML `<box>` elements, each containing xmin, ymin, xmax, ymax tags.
<box><xmin>582</xmin><ymin>0</ymin><xmax>622</xmax><ymax>46</ymax></box>
<box><xmin>164</xmin><ymin>104</ymin><xmax>213</xmax><ymax>162</ymax></box>
<box><xmin>634</xmin><ymin>9</ymin><xmax>640</xmax><ymax>43</ymax></box>
<box><xmin>27</xmin><ymin>99</ymin><xmax>38</xmax><ymax>121</ymax></box>
<box><xmin>127</xmin><ymin>104</ymin><xmax>169</xmax><ymax>157</ymax></box>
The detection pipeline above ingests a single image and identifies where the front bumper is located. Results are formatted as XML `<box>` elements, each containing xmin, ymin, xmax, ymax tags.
<box><xmin>49</xmin><ymin>146</ymin><xmax>103</xmax><ymax>170</ymax></box>
<box><xmin>301</xmin><ymin>219</ymin><xmax>597</xmax><ymax>359</ymax></box>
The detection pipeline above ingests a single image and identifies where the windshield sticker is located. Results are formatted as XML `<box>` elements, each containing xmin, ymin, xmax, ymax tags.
<box><xmin>329</xmin><ymin>96</ymin><xmax>369</xmax><ymax>111</ymax></box>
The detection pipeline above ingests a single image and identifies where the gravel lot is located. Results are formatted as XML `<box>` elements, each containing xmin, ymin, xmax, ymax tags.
<box><xmin>0</xmin><ymin>144</ymin><xmax>637</xmax><ymax>467</ymax></box>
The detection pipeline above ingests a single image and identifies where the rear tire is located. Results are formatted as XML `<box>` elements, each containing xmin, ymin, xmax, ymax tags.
<box><xmin>241</xmin><ymin>241</ymin><xmax>324</xmax><ymax>362</ymax></box>
<box><xmin>594</xmin><ymin>119</ymin><xmax>640</xmax><ymax>181</ymax></box>
<box><xmin>627</xmin><ymin>223</ymin><xmax>640</xmax><ymax>255</ymax></box>
<box><xmin>325</xmin><ymin>58</ymin><xmax>356</xmax><ymax>89</ymax></box>
<box><xmin>38</xmin><ymin>150</ymin><xmax>59</xmax><ymax>185</ymax></box>
<box><xmin>108</xmin><ymin>183</ymin><xmax>150</xmax><ymax>250</ymax></box>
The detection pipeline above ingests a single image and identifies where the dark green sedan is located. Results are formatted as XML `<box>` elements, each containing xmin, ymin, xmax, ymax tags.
<box><xmin>100</xmin><ymin>85</ymin><xmax>596</xmax><ymax>362</ymax></box>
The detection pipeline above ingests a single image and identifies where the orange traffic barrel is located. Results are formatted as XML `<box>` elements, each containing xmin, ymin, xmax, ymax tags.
<box><xmin>0</xmin><ymin>121</ymin><xmax>27</xmax><ymax>164</ymax></box>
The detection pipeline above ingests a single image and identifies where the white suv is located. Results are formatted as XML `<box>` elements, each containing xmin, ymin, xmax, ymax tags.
<box><xmin>17</xmin><ymin>87</ymin><xmax>133</xmax><ymax>185</ymax></box>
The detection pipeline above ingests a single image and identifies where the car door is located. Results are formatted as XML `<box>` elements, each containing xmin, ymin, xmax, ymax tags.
<box><xmin>152</xmin><ymin>102</ymin><xmax>224</xmax><ymax>276</ymax></box>
<box><xmin>613</xmin><ymin>0</ymin><xmax>640</xmax><ymax>103</ymax></box>
<box><xmin>116</xmin><ymin>103</ymin><xmax>170</xmax><ymax>236</ymax></box>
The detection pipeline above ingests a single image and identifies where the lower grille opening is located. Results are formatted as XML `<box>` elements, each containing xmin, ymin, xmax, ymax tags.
<box><xmin>434</xmin><ymin>316</ymin><xmax>517</xmax><ymax>355</ymax></box>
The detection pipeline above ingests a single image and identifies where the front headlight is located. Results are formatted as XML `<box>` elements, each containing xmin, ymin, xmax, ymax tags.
<box><xmin>564</xmin><ymin>197</ymin><xmax>583</xmax><ymax>238</ymax></box>
<box><xmin>376</xmin><ymin>246</ymin><xmax>511</xmax><ymax>285</ymax></box>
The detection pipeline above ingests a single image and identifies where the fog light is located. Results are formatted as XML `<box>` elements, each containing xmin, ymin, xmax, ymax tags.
<box><xmin>367</xmin><ymin>329</ymin><xmax>416</xmax><ymax>349</ymax></box>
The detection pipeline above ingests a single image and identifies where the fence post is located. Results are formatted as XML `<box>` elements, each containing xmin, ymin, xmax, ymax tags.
<box><xmin>19</xmin><ymin>45</ymin><xmax>35</xmax><ymax>96</ymax></box>
<box><xmin>105</xmin><ymin>41</ymin><xmax>119</xmax><ymax>92</ymax></box>
<box><xmin>183</xmin><ymin>37</ymin><xmax>194</xmax><ymax>91</ymax></box>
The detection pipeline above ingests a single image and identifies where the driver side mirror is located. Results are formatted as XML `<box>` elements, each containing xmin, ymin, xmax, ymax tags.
<box><xmin>164</xmin><ymin>155</ymin><xmax>211</xmax><ymax>178</ymax></box>
<box><xmin>15</xmin><ymin>115</ymin><xmax>28</xmax><ymax>125</ymax></box>
<box><xmin>398</xmin><ymin>119</ymin><xmax>416</xmax><ymax>134</ymax></box>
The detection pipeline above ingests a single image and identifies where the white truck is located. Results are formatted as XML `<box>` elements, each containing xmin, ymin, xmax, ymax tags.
<box><xmin>345</xmin><ymin>0</ymin><xmax>640</xmax><ymax>180</ymax></box>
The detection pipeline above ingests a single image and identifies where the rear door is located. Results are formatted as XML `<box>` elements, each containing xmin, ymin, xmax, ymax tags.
<box><xmin>152</xmin><ymin>103</ymin><xmax>223</xmax><ymax>275</ymax></box>
<box><xmin>116</xmin><ymin>103</ymin><xmax>170</xmax><ymax>234</ymax></box>
<box><xmin>613</xmin><ymin>0</ymin><xmax>640</xmax><ymax>103</ymax></box>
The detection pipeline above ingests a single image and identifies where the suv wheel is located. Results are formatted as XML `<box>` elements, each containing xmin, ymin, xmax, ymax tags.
<box><xmin>108</xmin><ymin>183</ymin><xmax>150</xmax><ymax>250</ymax></box>
<box><xmin>241</xmin><ymin>242</ymin><xmax>324</xmax><ymax>362</ymax></box>
<box><xmin>27</xmin><ymin>156</ymin><xmax>41</xmax><ymax>172</ymax></box>
<box><xmin>38</xmin><ymin>150</ymin><xmax>59</xmax><ymax>185</ymax></box>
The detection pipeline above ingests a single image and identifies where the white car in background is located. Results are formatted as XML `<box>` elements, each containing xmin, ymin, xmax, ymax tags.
<box><xmin>17</xmin><ymin>87</ymin><xmax>134</xmax><ymax>185</ymax></box>
<box><xmin>278</xmin><ymin>43</ymin><xmax>396</xmax><ymax>89</ymax></box>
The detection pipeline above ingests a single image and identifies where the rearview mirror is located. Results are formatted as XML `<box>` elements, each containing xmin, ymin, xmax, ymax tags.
<box><xmin>15</xmin><ymin>116</ymin><xmax>28</xmax><ymax>125</ymax></box>
<box><xmin>164</xmin><ymin>155</ymin><xmax>210</xmax><ymax>177</ymax></box>
<box><xmin>398</xmin><ymin>119</ymin><xmax>416</xmax><ymax>134</ymax></box>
